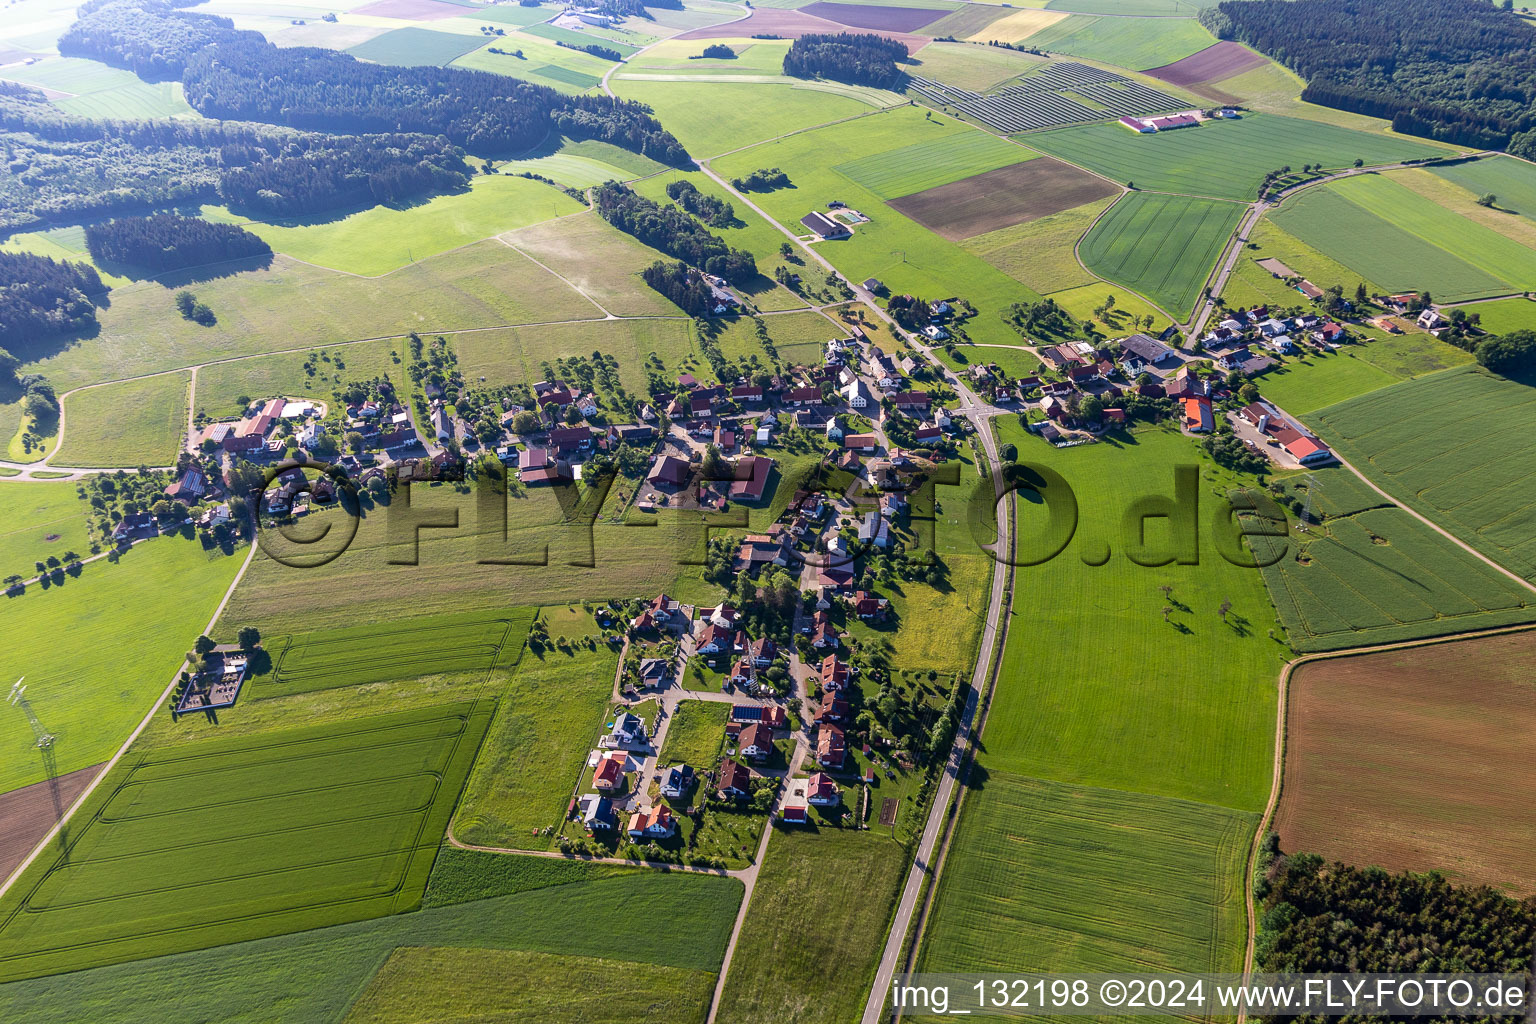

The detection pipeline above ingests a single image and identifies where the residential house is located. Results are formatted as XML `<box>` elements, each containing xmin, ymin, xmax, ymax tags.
<box><xmin>518</xmin><ymin>446</ymin><xmax>570</xmax><ymax>486</ymax></box>
<box><xmin>430</xmin><ymin>403</ymin><xmax>452</xmax><ymax>443</ymax></box>
<box><xmin>593</xmin><ymin>751</ymin><xmax>628</xmax><ymax>792</ymax></box>
<box><xmin>816</xmin><ymin>692</ymin><xmax>850</xmax><ymax>725</ymax></box>
<box><xmin>577</xmin><ymin>794</ymin><xmax>616</xmax><ymax>830</ymax></box>
<box><xmin>1119</xmin><ymin>333</ymin><xmax>1177</xmax><ymax>369</ymax></box>
<box><xmin>844</xmin><ymin>433</ymin><xmax>878</xmax><ymax>453</ymax></box>
<box><xmin>748</xmin><ymin>637</ymin><xmax>777</xmax><ymax>668</ymax></box>
<box><xmin>891</xmin><ymin>391</ymin><xmax>930</xmax><ymax>415</ymax></box>
<box><xmin>851</xmin><ymin>590</ymin><xmax>889</xmax><ymax>621</ymax></box>
<box><xmin>647</xmin><ymin>455</ymin><xmax>692</xmax><ymax>490</ymax></box>
<box><xmin>627</xmin><ymin>805</ymin><xmax>676</xmax><ymax>840</ymax></box>
<box><xmin>164</xmin><ymin>467</ymin><xmax>210</xmax><ymax>504</ymax></box>
<box><xmin>819</xmin><ymin>655</ymin><xmax>850</xmax><ymax>692</ymax></box>
<box><xmin>718</xmin><ymin>758</ymin><xmax>752</xmax><ymax>799</ymax></box>
<box><xmin>1417</xmin><ymin>308</ymin><xmax>1447</xmax><ymax>330</ymax></box>
<box><xmin>739</xmin><ymin>723</ymin><xmax>773</xmax><ymax>762</ymax></box>
<box><xmin>817</xmin><ymin>566</ymin><xmax>855</xmax><ymax>593</ymax></box>
<box><xmin>731</xmin><ymin>704</ymin><xmax>786</xmax><ymax>727</ymax></box>
<box><xmin>811</xmin><ymin>618</ymin><xmax>839</xmax><ymax>650</ymax></box>
<box><xmin>816</xmin><ymin>724</ymin><xmax>847</xmax><ymax>769</ymax></box>
<box><xmin>659</xmin><ymin>764</ymin><xmax>694</xmax><ymax>799</ymax></box>
<box><xmin>842</xmin><ymin>379</ymin><xmax>873</xmax><ymax>409</ymax></box>
<box><xmin>695</xmin><ymin>621</ymin><xmax>734</xmax><ymax>656</ymax></box>
<box><xmin>603</xmin><ymin>711</ymin><xmax>648</xmax><ymax>751</ymax></box>
<box><xmin>549</xmin><ymin>426</ymin><xmax>594</xmax><ymax>456</ymax></box>
<box><xmin>636</xmin><ymin>658</ymin><xmax>672</xmax><ymax>689</ymax></box>
<box><xmin>857</xmin><ymin>509</ymin><xmax>891</xmax><ymax>549</ymax></box>
<box><xmin>807</xmin><ymin>772</ymin><xmax>840</xmax><ymax>806</ymax></box>
<box><xmin>784</xmin><ymin>385</ymin><xmax>822</xmax><ymax>407</ymax></box>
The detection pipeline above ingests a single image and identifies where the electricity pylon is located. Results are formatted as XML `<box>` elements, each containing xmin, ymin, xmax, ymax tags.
<box><xmin>9</xmin><ymin>677</ymin><xmax>63</xmax><ymax>822</ymax></box>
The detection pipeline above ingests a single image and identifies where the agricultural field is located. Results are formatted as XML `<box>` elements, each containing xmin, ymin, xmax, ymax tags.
<box><xmin>53</xmin><ymin>372</ymin><xmax>190</xmax><ymax>469</ymax></box>
<box><xmin>452</xmin><ymin>34</ymin><xmax>617</xmax><ymax>93</ymax></box>
<box><xmin>496</xmin><ymin>137</ymin><xmax>667</xmax><ymax>189</ymax></box>
<box><xmin>716</xmin><ymin>828</ymin><xmax>908</xmax><ymax>1024</ymax></box>
<box><xmin>500</xmin><ymin>212</ymin><xmax>684</xmax><ymax>318</ymax></box>
<box><xmin>1017</xmin><ymin>13</ymin><xmax>1215</xmax><ymax>70</ymax></box>
<box><xmin>1255</xmin><ymin>332</ymin><xmax>1473</xmax><ymax>416</ymax></box>
<box><xmin>658</xmin><ymin>699</ymin><xmax>729</xmax><ymax>769</ymax></box>
<box><xmin>0</xmin><ymin>57</ymin><xmax>194</xmax><ymax>118</ymax></box>
<box><xmin>958</xmin><ymin>8</ymin><xmax>1067</xmax><ymax>43</ymax></box>
<box><xmin>897</xmin><ymin>38</ymin><xmax>1043</xmax><ymax>90</ymax></box>
<box><xmin>847</xmin><ymin>553</ymin><xmax>991</xmax><ymax>675</ymax></box>
<box><xmin>712</xmin><ymin>106</ymin><xmax>1052</xmax><ymax>346</ymax></box>
<box><xmin>610</xmin><ymin>79</ymin><xmax>881</xmax><ymax>158</ymax></box>
<box><xmin>1306</xmin><ymin>365</ymin><xmax>1536</xmax><ymax>584</ymax></box>
<box><xmin>452</xmin><ymin>318</ymin><xmax>694</xmax><ymax>393</ymax></box>
<box><xmin>1078</xmin><ymin>191</ymin><xmax>1242</xmax><ymax>317</ymax></box>
<box><xmin>1023</xmin><ymin>113</ymin><xmax>1443</xmax><ymax>201</ymax></box>
<box><xmin>1271</xmin><ymin>173</ymin><xmax>1536</xmax><ymax>302</ymax></box>
<box><xmin>0</xmin><ymin>480</ymin><xmax>91</xmax><ymax>584</ymax></box>
<box><xmin>1457</xmin><ymin>297</ymin><xmax>1536</xmax><ymax>335</ymax></box>
<box><xmin>0</xmin><ymin>867</ymin><xmax>741</xmax><ymax>1024</ymax></box>
<box><xmin>888</xmin><ymin>156</ymin><xmax>1117</xmax><ymax>241</ymax></box>
<box><xmin>346</xmin><ymin>26</ymin><xmax>486</xmax><ymax>65</ymax></box>
<box><xmin>1431</xmin><ymin>154</ymin><xmax>1536</xmax><ymax>222</ymax></box>
<box><xmin>191</xmin><ymin>339</ymin><xmax>404</xmax><ymax>421</ymax></box>
<box><xmin>1044</xmin><ymin>0</ymin><xmax>1213</xmax><ymax>14</ymax></box>
<box><xmin>0</xmin><ymin>698</ymin><xmax>492</xmax><ymax>983</ymax></box>
<box><xmin>1143</xmin><ymin>39</ymin><xmax>1268</xmax><ymax>88</ymax></box>
<box><xmin>959</xmin><ymin>195</ymin><xmax>1112</xmax><ymax>293</ymax></box>
<box><xmin>1276</xmin><ymin>630</ymin><xmax>1536</xmax><ymax>896</ymax></box>
<box><xmin>832</xmin><ymin>132</ymin><xmax>1032</xmax><ymax>200</ymax></box>
<box><xmin>251</xmin><ymin>608</ymin><xmax>532</xmax><ymax>700</ymax></box>
<box><xmin>917</xmin><ymin>774</ymin><xmax>1254</xmax><ymax>978</ymax></box>
<box><xmin>209</xmin><ymin>175</ymin><xmax>586</xmax><ymax>276</ymax></box>
<box><xmin>1387</xmin><ymin>168</ymin><xmax>1536</xmax><ymax>252</ymax></box>
<box><xmin>452</xmin><ymin>645</ymin><xmax>617</xmax><ymax>851</ymax></box>
<box><xmin>17</xmin><ymin>241</ymin><xmax>601</xmax><ymax>396</ymax></box>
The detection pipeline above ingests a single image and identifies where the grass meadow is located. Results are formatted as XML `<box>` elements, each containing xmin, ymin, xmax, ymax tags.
<box><xmin>0</xmin><ymin>481</ymin><xmax>91</xmax><ymax>583</ymax></box>
<box><xmin>832</xmin><ymin>133</ymin><xmax>1034</xmax><ymax>200</ymax></box>
<box><xmin>712</xmin><ymin>106</ymin><xmax>1050</xmax><ymax>346</ymax></box>
<box><xmin>501</xmin><ymin>211</ymin><xmax>684</xmax><ymax>317</ymax></box>
<box><xmin>1306</xmin><ymin>365</ymin><xmax>1536</xmax><ymax>583</ymax></box>
<box><xmin>1431</xmin><ymin>154</ymin><xmax>1536</xmax><ymax>222</ymax></box>
<box><xmin>1458</xmin><ymin>297</ymin><xmax>1536</xmax><ymax>335</ymax></box>
<box><xmin>959</xmin><ymin>195</ymin><xmax>1112</xmax><ymax>294</ymax></box>
<box><xmin>0</xmin><ymin>867</ymin><xmax>741</xmax><ymax>1023</ymax></box>
<box><xmin>16</xmin><ymin>241</ymin><xmax>602</xmax><ymax>396</ymax></box>
<box><xmin>451</xmin><ymin>318</ymin><xmax>694</xmax><ymax>392</ymax></box>
<box><xmin>346</xmin><ymin>26</ymin><xmax>487</xmax><ymax>65</ymax></box>
<box><xmin>192</xmin><ymin>339</ymin><xmax>404</xmax><ymax>421</ymax></box>
<box><xmin>610</xmin><ymin>79</ymin><xmax>880</xmax><ymax>159</ymax></box>
<box><xmin>658</xmin><ymin>698</ymin><xmax>729</xmax><ymax>769</ymax></box>
<box><xmin>1044</xmin><ymin>0</ymin><xmax>1214</xmax><ymax>14</ymax></box>
<box><xmin>716</xmin><ymin>828</ymin><xmax>908</xmax><ymax>1024</ymax></box>
<box><xmin>1256</xmin><ymin>332</ymin><xmax>1473</xmax><ymax>415</ymax></box>
<box><xmin>53</xmin><ymin>373</ymin><xmax>189</xmax><ymax>468</ymax></box>
<box><xmin>0</xmin><ymin>699</ymin><xmax>493</xmax><ymax>982</ymax></box>
<box><xmin>453</xmin><ymin>34</ymin><xmax>617</xmax><ymax>93</ymax></box>
<box><xmin>1023</xmin><ymin>113</ymin><xmax>1442</xmax><ymax>201</ymax></box>
<box><xmin>210</xmin><ymin>175</ymin><xmax>586</xmax><ymax>275</ymax></box>
<box><xmin>899</xmin><ymin>39</ymin><xmax>1043</xmax><ymax>91</ymax></box>
<box><xmin>452</xmin><ymin>645</ymin><xmax>617</xmax><ymax>851</ymax></box>
<box><xmin>1018</xmin><ymin>13</ymin><xmax>1215</xmax><ymax>70</ymax></box>
<box><xmin>1078</xmin><ymin>192</ymin><xmax>1242</xmax><ymax>317</ymax></box>
<box><xmin>0</xmin><ymin>57</ymin><xmax>194</xmax><ymax>118</ymax></box>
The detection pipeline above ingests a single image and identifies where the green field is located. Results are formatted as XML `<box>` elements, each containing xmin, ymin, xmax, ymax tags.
<box><xmin>1431</xmin><ymin>154</ymin><xmax>1536</xmax><ymax>222</ymax></box>
<box><xmin>1306</xmin><ymin>365</ymin><xmax>1536</xmax><ymax>584</ymax></box>
<box><xmin>1045</xmin><ymin>0</ymin><xmax>1213</xmax><ymax>14</ymax></box>
<box><xmin>717</xmin><ymin>829</ymin><xmax>908</xmax><ymax>1024</ymax></box>
<box><xmin>209</xmin><ymin>175</ymin><xmax>585</xmax><ymax>276</ymax></box>
<box><xmin>0</xmin><ymin>480</ymin><xmax>91</xmax><ymax>583</ymax></box>
<box><xmin>452</xmin><ymin>317</ymin><xmax>694</xmax><ymax>392</ymax></box>
<box><xmin>346</xmin><ymin>26</ymin><xmax>487</xmax><ymax>65</ymax></box>
<box><xmin>610</xmin><ymin>79</ymin><xmax>879</xmax><ymax>158</ymax></box>
<box><xmin>1078</xmin><ymin>191</ymin><xmax>1242</xmax><ymax>317</ymax></box>
<box><xmin>1024</xmin><ymin>113</ymin><xmax>1442</xmax><ymax>201</ymax></box>
<box><xmin>917</xmin><ymin>774</ymin><xmax>1254</xmax><ymax>976</ymax></box>
<box><xmin>253</xmin><ymin>609</ymin><xmax>533</xmax><ymax>699</ymax></box>
<box><xmin>1269</xmin><ymin>178</ymin><xmax>1533</xmax><ymax>303</ymax></box>
<box><xmin>832</xmin><ymin>133</ymin><xmax>1034</xmax><ymax>200</ymax></box>
<box><xmin>712</xmin><ymin>106</ymin><xmax>1049</xmax><ymax>346</ymax></box>
<box><xmin>16</xmin><ymin>241</ymin><xmax>601</xmax><ymax>396</ymax></box>
<box><xmin>501</xmin><ymin>211</ymin><xmax>684</xmax><ymax>318</ymax></box>
<box><xmin>453</xmin><ymin>646</ymin><xmax>616</xmax><ymax>851</ymax></box>
<box><xmin>0</xmin><ymin>866</ymin><xmax>741</xmax><ymax>1023</ymax></box>
<box><xmin>521</xmin><ymin>21</ymin><xmax>639</xmax><ymax>56</ymax></box>
<box><xmin>1252</xmin><ymin>484</ymin><xmax>1536</xmax><ymax>653</ymax></box>
<box><xmin>1019</xmin><ymin>13</ymin><xmax>1214</xmax><ymax>69</ymax></box>
<box><xmin>191</xmin><ymin>339</ymin><xmax>404</xmax><ymax>421</ymax></box>
<box><xmin>658</xmin><ymin>698</ymin><xmax>729</xmax><ymax>769</ymax></box>
<box><xmin>53</xmin><ymin>373</ymin><xmax>189</xmax><ymax>469</ymax></box>
<box><xmin>452</xmin><ymin>34</ymin><xmax>617</xmax><ymax>94</ymax></box>
<box><xmin>1255</xmin><ymin>332</ymin><xmax>1473</xmax><ymax>416</ymax></box>
<box><xmin>1457</xmin><ymin>297</ymin><xmax>1536</xmax><ymax>335</ymax></box>
<box><xmin>895</xmin><ymin>38</ymin><xmax>1040</xmax><ymax>91</ymax></box>
<box><xmin>960</xmin><ymin>196</ymin><xmax>1111</xmax><ymax>294</ymax></box>
<box><xmin>0</xmin><ymin>698</ymin><xmax>492</xmax><ymax>982</ymax></box>
<box><xmin>0</xmin><ymin>57</ymin><xmax>195</xmax><ymax>118</ymax></box>
<box><xmin>497</xmin><ymin>137</ymin><xmax>666</xmax><ymax>188</ymax></box>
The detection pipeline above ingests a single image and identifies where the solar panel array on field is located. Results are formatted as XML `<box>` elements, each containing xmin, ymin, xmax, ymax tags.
<box><xmin>911</xmin><ymin>61</ymin><xmax>1183</xmax><ymax>132</ymax></box>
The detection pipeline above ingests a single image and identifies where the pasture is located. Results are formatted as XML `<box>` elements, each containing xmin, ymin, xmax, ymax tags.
<box><xmin>0</xmin><ymin>57</ymin><xmax>194</xmax><ymax>119</ymax></box>
<box><xmin>976</xmin><ymin>422</ymin><xmax>1282</xmax><ymax>810</ymax></box>
<box><xmin>1018</xmin><ymin>13</ymin><xmax>1215</xmax><ymax>71</ymax></box>
<box><xmin>452</xmin><ymin>318</ymin><xmax>694</xmax><ymax>392</ymax></box>
<box><xmin>18</xmin><ymin>241</ymin><xmax>601</xmax><ymax>397</ymax></box>
<box><xmin>959</xmin><ymin>195</ymin><xmax>1112</xmax><ymax>293</ymax></box>
<box><xmin>609</xmin><ymin>79</ymin><xmax>879</xmax><ymax>158</ymax></box>
<box><xmin>1307</xmin><ymin>365</ymin><xmax>1536</xmax><ymax>584</ymax></box>
<box><xmin>917</xmin><ymin>774</ymin><xmax>1254</xmax><ymax>976</ymax></box>
<box><xmin>832</xmin><ymin>132</ymin><xmax>1033</xmax><ymax>200</ymax></box>
<box><xmin>1045</xmin><ymin>0</ymin><xmax>1212</xmax><ymax>13</ymax></box>
<box><xmin>191</xmin><ymin>339</ymin><xmax>403</xmax><ymax>421</ymax></box>
<box><xmin>1276</xmin><ymin>630</ymin><xmax>1536</xmax><ymax>895</ymax></box>
<box><xmin>1458</xmin><ymin>297</ymin><xmax>1536</xmax><ymax>335</ymax></box>
<box><xmin>1217</xmin><ymin>217</ymin><xmax>1381</xmax><ymax>312</ymax></box>
<box><xmin>452</xmin><ymin>645</ymin><xmax>616</xmax><ymax>851</ymax></box>
<box><xmin>53</xmin><ymin>373</ymin><xmax>189</xmax><ymax>469</ymax></box>
<box><xmin>1255</xmin><ymin>333</ymin><xmax>1471</xmax><ymax>415</ymax></box>
<box><xmin>215</xmin><ymin>175</ymin><xmax>585</xmax><ymax>276</ymax></box>
<box><xmin>501</xmin><ymin>212</ymin><xmax>685</xmax><ymax>318</ymax></box>
<box><xmin>888</xmin><ymin>156</ymin><xmax>1117</xmax><ymax>241</ymax></box>
<box><xmin>0</xmin><ymin>480</ymin><xmax>90</xmax><ymax>584</ymax></box>
<box><xmin>716</xmin><ymin>828</ymin><xmax>908</xmax><ymax>1024</ymax></box>
<box><xmin>658</xmin><ymin>698</ymin><xmax>729</xmax><ymax>769</ymax></box>
<box><xmin>1431</xmin><ymin>154</ymin><xmax>1536</xmax><ymax>222</ymax></box>
<box><xmin>0</xmin><ymin>699</ymin><xmax>493</xmax><ymax>983</ymax></box>
<box><xmin>452</xmin><ymin>35</ymin><xmax>616</xmax><ymax>93</ymax></box>
<box><xmin>252</xmin><ymin>608</ymin><xmax>532</xmax><ymax>699</ymax></box>
<box><xmin>1389</xmin><ymin>167</ymin><xmax>1536</xmax><ymax>253</ymax></box>
<box><xmin>346</xmin><ymin>26</ymin><xmax>486</xmax><ymax>65</ymax></box>
<box><xmin>497</xmin><ymin>137</ymin><xmax>665</xmax><ymax>188</ymax></box>
<box><xmin>0</xmin><ymin>869</ymin><xmax>741</xmax><ymax>1024</ymax></box>
<box><xmin>1023</xmin><ymin>113</ymin><xmax>1442</xmax><ymax>201</ymax></box>
<box><xmin>1077</xmin><ymin>191</ymin><xmax>1242</xmax><ymax>317</ymax></box>
<box><xmin>899</xmin><ymin>38</ymin><xmax>1044</xmax><ymax>90</ymax></box>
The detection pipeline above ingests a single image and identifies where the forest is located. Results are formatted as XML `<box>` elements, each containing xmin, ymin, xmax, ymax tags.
<box><xmin>85</xmin><ymin>213</ymin><xmax>271</xmax><ymax>274</ymax></box>
<box><xmin>0</xmin><ymin>83</ymin><xmax>471</xmax><ymax>230</ymax></box>
<box><xmin>1256</xmin><ymin>840</ymin><xmax>1536</xmax><ymax>987</ymax></box>
<box><xmin>1208</xmin><ymin>0</ymin><xmax>1536</xmax><ymax>149</ymax></box>
<box><xmin>594</xmin><ymin>182</ymin><xmax>757</xmax><ymax>285</ymax></box>
<box><xmin>0</xmin><ymin>251</ymin><xmax>103</xmax><ymax>351</ymax></box>
<box><xmin>665</xmin><ymin>179</ymin><xmax>735</xmax><ymax>228</ymax></box>
<box><xmin>1475</xmin><ymin>329</ymin><xmax>1536</xmax><ymax>377</ymax></box>
<box><xmin>642</xmin><ymin>260</ymin><xmax>719</xmax><ymax>318</ymax></box>
<box><xmin>59</xmin><ymin>0</ymin><xmax>260</xmax><ymax>80</ymax></box>
<box><xmin>782</xmin><ymin>33</ymin><xmax>908</xmax><ymax>90</ymax></box>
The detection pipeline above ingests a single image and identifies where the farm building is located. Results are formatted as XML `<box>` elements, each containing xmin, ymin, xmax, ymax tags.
<box><xmin>801</xmin><ymin>211</ymin><xmax>850</xmax><ymax>239</ymax></box>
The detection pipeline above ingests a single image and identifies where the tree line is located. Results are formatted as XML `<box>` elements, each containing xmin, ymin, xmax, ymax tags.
<box><xmin>0</xmin><ymin>251</ymin><xmax>102</xmax><ymax>352</ymax></box>
<box><xmin>593</xmin><ymin>182</ymin><xmax>757</xmax><ymax>285</ymax></box>
<box><xmin>782</xmin><ymin>33</ymin><xmax>908</xmax><ymax>91</ymax></box>
<box><xmin>85</xmin><ymin>213</ymin><xmax>271</xmax><ymax>274</ymax></box>
<box><xmin>664</xmin><ymin>179</ymin><xmax>734</xmax><ymax>227</ymax></box>
<box><xmin>1207</xmin><ymin>0</ymin><xmax>1536</xmax><ymax>151</ymax></box>
<box><xmin>1475</xmin><ymin>329</ymin><xmax>1536</xmax><ymax>377</ymax></box>
<box><xmin>641</xmin><ymin>261</ymin><xmax>721</xmax><ymax>318</ymax></box>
